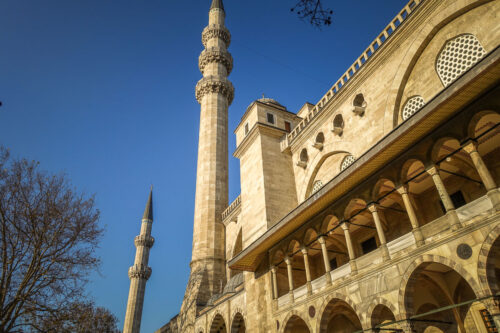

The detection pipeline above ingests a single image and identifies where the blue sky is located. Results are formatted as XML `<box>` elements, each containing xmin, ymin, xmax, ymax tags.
<box><xmin>0</xmin><ymin>0</ymin><xmax>407</xmax><ymax>331</ymax></box>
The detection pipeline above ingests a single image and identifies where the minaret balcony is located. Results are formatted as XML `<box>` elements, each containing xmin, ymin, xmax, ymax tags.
<box><xmin>128</xmin><ymin>264</ymin><xmax>152</xmax><ymax>280</ymax></box>
<box><xmin>199</xmin><ymin>47</ymin><xmax>233</xmax><ymax>75</ymax></box>
<box><xmin>134</xmin><ymin>235</ymin><xmax>155</xmax><ymax>248</ymax></box>
<box><xmin>195</xmin><ymin>76</ymin><xmax>234</xmax><ymax>105</ymax></box>
<box><xmin>202</xmin><ymin>24</ymin><xmax>231</xmax><ymax>47</ymax></box>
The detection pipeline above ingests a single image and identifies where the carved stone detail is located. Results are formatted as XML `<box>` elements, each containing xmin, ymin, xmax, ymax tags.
<box><xmin>202</xmin><ymin>24</ymin><xmax>231</xmax><ymax>47</ymax></box>
<box><xmin>128</xmin><ymin>265</ymin><xmax>152</xmax><ymax>280</ymax></box>
<box><xmin>199</xmin><ymin>47</ymin><xmax>233</xmax><ymax>75</ymax></box>
<box><xmin>134</xmin><ymin>235</ymin><xmax>155</xmax><ymax>248</ymax></box>
<box><xmin>195</xmin><ymin>76</ymin><xmax>234</xmax><ymax>105</ymax></box>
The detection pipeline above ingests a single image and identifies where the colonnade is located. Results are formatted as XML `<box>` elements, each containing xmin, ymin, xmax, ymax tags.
<box><xmin>270</xmin><ymin>137</ymin><xmax>498</xmax><ymax>301</ymax></box>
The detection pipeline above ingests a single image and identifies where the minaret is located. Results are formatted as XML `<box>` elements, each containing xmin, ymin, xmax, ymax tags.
<box><xmin>123</xmin><ymin>189</ymin><xmax>154</xmax><ymax>333</ymax></box>
<box><xmin>190</xmin><ymin>0</ymin><xmax>233</xmax><ymax>305</ymax></box>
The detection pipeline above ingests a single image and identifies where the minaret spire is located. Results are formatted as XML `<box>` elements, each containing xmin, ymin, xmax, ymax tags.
<box><xmin>123</xmin><ymin>188</ymin><xmax>155</xmax><ymax>333</ymax></box>
<box><xmin>142</xmin><ymin>186</ymin><xmax>153</xmax><ymax>221</ymax></box>
<box><xmin>210</xmin><ymin>0</ymin><xmax>224</xmax><ymax>11</ymax></box>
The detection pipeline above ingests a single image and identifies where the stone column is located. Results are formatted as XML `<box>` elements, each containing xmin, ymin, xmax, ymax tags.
<box><xmin>341</xmin><ymin>223</ymin><xmax>357</xmax><ymax>274</ymax></box>
<box><xmin>368</xmin><ymin>204</ymin><xmax>390</xmax><ymax>261</ymax></box>
<box><xmin>397</xmin><ymin>185</ymin><xmax>424</xmax><ymax>246</ymax></box>
<box><xmin>427</xmin><ymin>166</ymin><xmax>461</xmax><ymax>230</ymax></box>
<box><xmin>463</xmin><ymin>141</ymin><xmax>496</xmax><ymax>190</ymax></box>
<box><xmin>318</xmin><ymin>236</ymin><xmax>332</xmax><ymax>283</ymax></box>
<box><xmin>284</xmin><ymin>256</ymin><xmax>294</xmax><ymax>302</ymax></box>
<box><xmin>463</xmin><ymin>141</ymin><xmax>500</xmax><ymax>210</ymax></box>
<box><xmin>301</xmin><ymin>247</ymin><xmax>312</xmax><ymax>294</ymax></box>
<box><xmin>270</xmin><ymin>266</ymin><xmax>278</xmax><ymax>300</ymax></box>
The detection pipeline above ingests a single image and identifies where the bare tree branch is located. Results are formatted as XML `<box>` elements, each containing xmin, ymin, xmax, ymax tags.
<box><xmin>0</xmin><ymin>147</ymin><xmax>107</xmax><ymax>332</ymax></box>
<box><xmin>291</xmin><ymin>0</ymin><xmax>334</xmax><ymax>27</ymax></box>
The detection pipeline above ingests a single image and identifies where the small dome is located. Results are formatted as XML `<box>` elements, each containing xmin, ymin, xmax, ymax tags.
<box><xmin>257</xmin><ymin>97</ymin><xmax>283</xmax><ymax>107</ymax></box>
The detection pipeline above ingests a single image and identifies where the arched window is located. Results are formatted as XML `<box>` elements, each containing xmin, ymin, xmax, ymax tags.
<box><xmin>401</xmin><ymin>96</ymin><xmax>425</xmax><ymax>121</ymax></box>
<box><xmin>340</xmin><ymin>154</ymin><xmax>356</xmax><ymax>171</ymax></box>
<box><xmin>313</xmin><ymin>132</ymin><xmax>325</xmax><ymax>149</ymax></box>
<box><xmin>352</xmin><ymin>93</ymin><xmax>366</xmax><ymax>116</ymax></box>
<box><xmin>312</xmin><ymin>180</ymin><xmax>323</xmax><ymax>194</ymax></box>
<box><xmin>333</xmin><ymin>114</ymin><xmax>344</xmax><ymax>136</ymax></box>
<box><xmin>297</xmin><ymin>148</ymin><xmax>308</xmax><ymax>168</ymax></box>
<box><xmin>436</xmin><ymin>34</ymin><xmax>486</xmax><ymax>87</ymax></box>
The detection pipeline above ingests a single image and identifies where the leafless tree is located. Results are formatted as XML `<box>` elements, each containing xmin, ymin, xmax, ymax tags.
<box><xmin>0</xmin><ymin>147</ymin><xmax>104</xmax><ymax>332</ymax></box>
<box><xmin>291</xmin><ymin>0</ymin><xmax>334</xmax><ymax>27</ymax></box>
<box><xmin>35</xmin><ymin>301</ymin><xmax>120</xmax><ymax>333</ymax></box>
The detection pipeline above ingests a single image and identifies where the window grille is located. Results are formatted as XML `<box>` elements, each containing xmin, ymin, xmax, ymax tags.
<box><xmin>402</xmin><ymin>96</ymin><xmax>425</xmax><ymax>120</ymax></box>
<box><xmin>312</xmin><ymin>180</ymin><xmax>323</xmax><ymax>194</ymax></box>
<box><xmin>436</xmin><ymin>34</ymin><xmax>486</xmax><ymax>86</ymax></box>
<box><xmin>341</xmin><ymin>155</ymin><xmax>356</xmax><ymax>171</ymax></box>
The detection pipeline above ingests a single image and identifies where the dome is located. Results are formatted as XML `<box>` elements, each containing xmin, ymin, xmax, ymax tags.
<box><xmin>257</xmin><ymin>97</ymin><xmax>283</xmax><ymax>106</ymax></box>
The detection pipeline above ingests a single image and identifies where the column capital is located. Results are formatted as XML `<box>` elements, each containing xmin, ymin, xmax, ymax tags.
<box><xmin>300</xmin><ymin>246</ymin><xmax>309</xmax><ymax>255</ymax></box>
<box><xmin>367</xmin><ymin>203</ymin><xmax>378</xmax><ymax>213</ymax></box>
<box><xmin>270</xmin><ymin>265</ymin><xmax>277</xmax><ymax>274</ymax></box>
<box><xmin>284</xmin><ymin>256</ymin><xmax>292</xmax><ymax>265</ymax></box>
<box><xmin>396</xmin><ymin>184</ymin><xmax>409</xmax><ymax>195</ymax></box>
<box><xmin>318</xmin><ymin>235</ymin><xmax>327</xmax><ymax>244</ymax></box>
<box><xmin>462</xmin><ymin>140</ymin><xmax>478</xmax><ymax>154</ymax></box>
<box><xmin>426</xmin><ymin>165</ymin><xmax>440</xmax><ymax>176</ymax></box>
<box><xmin>341</xmin><ymin>222</ymin><xmax>350</xmax><ymax>231</ymax></box>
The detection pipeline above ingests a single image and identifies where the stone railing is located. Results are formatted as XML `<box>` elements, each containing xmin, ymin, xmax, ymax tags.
<box><xmin>280</xmin><ymin>0</ymin><xmax>424</xmax><ymax>152</ymax></box>
<box><xmin>222</xmin><ymin>195</ymin><xmax>241</xmax><ymax>221</ymax></box>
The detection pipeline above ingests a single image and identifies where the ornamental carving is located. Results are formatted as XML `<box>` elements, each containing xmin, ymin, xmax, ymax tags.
<box><xmin>134</xmin><ymin>235</ymin><xmax>155</xmax><ymax>248</ymax></box>
<box><xmin>195</xmin><ymin>76</ymin><xmax>234</xmax><ymax>105</ymax></box>
<box><xmin>199</xmin><ymin>48</ymin><xmax>233</xmax><ymax>75</ymax></box>
<box><xmin>128</xmin><ymin>265</ymin><xmax>152</xmax><ymax>280</ymax></box>
<box><xmin>202</xmin><ymin>25</ymin><xmax>231</xmax><ymax>47</ymax></box>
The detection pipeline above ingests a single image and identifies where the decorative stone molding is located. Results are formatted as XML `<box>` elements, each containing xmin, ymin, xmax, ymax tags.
<box><xmin>195</xmin><ymin>76</ymin><xmax>234</xmax><ymax>105</ymax></box>
<box><xmin>134</xmin><ymin>235</ymin><xmax>155</xmax><ymax>248</ymax></box>
<box><xmin>199</xmin><ymin>47</ymin><xmax>233</xmax><ymax>75</ymax></box>
<box><xmin>202</xmin><ymin>24</ymin><xmax>231</xmax><ymax>47</ymax></box>
<box><xmin>128</xmin><ymin>265</ymin><xmax>152</xmax><ymax>280</ymax></box>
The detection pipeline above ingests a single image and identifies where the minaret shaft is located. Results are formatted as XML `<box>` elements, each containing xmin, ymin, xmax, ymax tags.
<box><xmin>190</xmin><ymin>1</ymin><xmax>233</xmax><ymax>304</ymax></box>
<box><xmin>123</xmin><ymin>191</ymin><xmax>154</xmax><ymax>333</ymax></box>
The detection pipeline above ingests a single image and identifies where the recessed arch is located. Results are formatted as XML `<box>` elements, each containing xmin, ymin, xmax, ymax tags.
<box><xmin>478</xmin><ymin>223</ymin><xmax>500</xmax><ymax>296</ymax></box>
<box><xmin>315</xmin><ymin>132</ymin><xmax>325</xmax><ymax>144</ymax></box>
<box><xmin>317</xmin><ymin>295</ymin><xmax>362</xmax><ymax>333</ymax></box>
<box><xmin>383</xmin><ymin>0</ymin><xmax>497</xmax><ymax>131</ymax></box>
<box><xmin>333</xmin><ymin>114</ymin><xmax>344</xmax><ymax>136</ymax></box>
<box><xmin>303</xmin><ymin>150</ymin><xmax>351</xmax><ymax>200</ymax></box>
<box><xmin>371</xmin><ymin>304</ymin><xmax>397</xmax><ymax>331</ymax></box>
<box><xmin>300</xmin><ymin>149</ymin><xmax>309</xmax><ymax>163</ymax></box>
<box><xmin>281</xmin><ymin>313</ymin><xmax>311</xmax><ymax>333</ymax></box>
<box><xmin>399</xmin><ymin>254</ymin><xmax>482</xmax><ymax>322</ymax></box>
<box><xmin>210</xmin><ymin>313</ymin><xmax>227</xmax><ymax>333</ymax></box>
<box><xmin>466</xmin><ymin>109</ymin><xmax>500</xmax><ymax>139</ymax></box>
<box><xmin>230</xmin><ymin>312</ymin><xmax>246</xmax><ymax>333</ymax></box>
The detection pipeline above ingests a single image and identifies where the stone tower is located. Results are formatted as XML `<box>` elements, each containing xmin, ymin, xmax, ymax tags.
<box><xmin>123</xmin><ymin>189</ymin><xmax>154</xmax><ymax>333</ymax></box>
<box><xmin>182</xmin><ymin>0</ymin><xmax>234</xmax><ymax>319</ymax></box>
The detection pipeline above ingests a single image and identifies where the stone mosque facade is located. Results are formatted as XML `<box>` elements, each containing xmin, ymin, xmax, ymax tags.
<box><xmin>135</xmin><ymin>0</ymin><xmax>500</xmax><ymax>332</ymax></box>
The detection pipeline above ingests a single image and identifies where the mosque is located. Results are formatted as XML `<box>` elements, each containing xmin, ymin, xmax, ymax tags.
<box><xmin>124</xmin><ymin>0</ymin><xmax>500</xmax><ymax>331</ymax></box>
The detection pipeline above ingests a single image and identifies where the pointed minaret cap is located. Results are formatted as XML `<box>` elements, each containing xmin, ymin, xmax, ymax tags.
<box><xmin>142</xmin><ymin>186</ymin><xmax>153</xmax><ymax>221</ymax></box>
<box><xmin>210</xmin><ymin>0</ymin><xmax>224</xmax><ymax>11</ymax></box>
